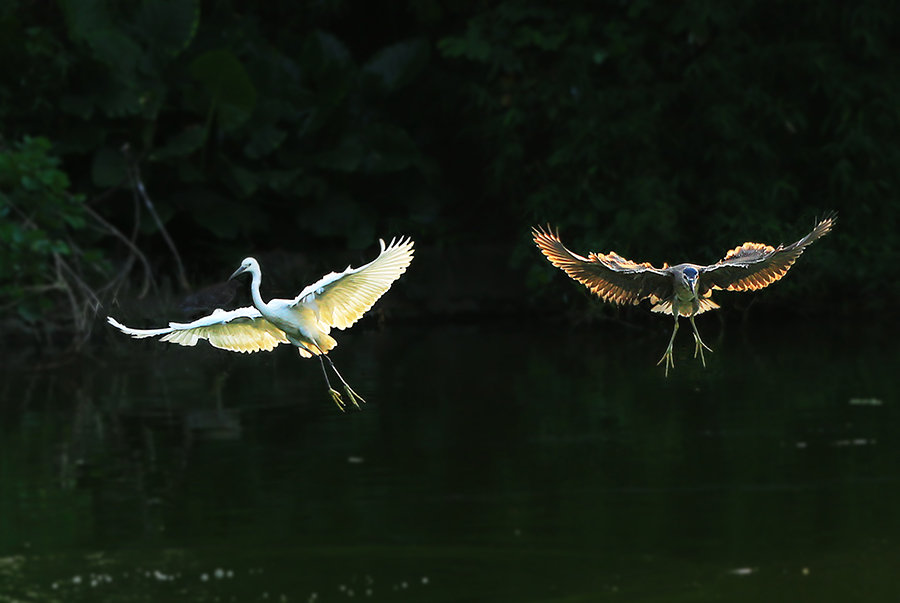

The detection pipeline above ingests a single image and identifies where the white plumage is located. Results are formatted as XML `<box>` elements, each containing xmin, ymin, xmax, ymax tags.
<box><xmin>108</xmin><ymin>236</ymin><xmax>414</xmax><ymax>409</ymax></box>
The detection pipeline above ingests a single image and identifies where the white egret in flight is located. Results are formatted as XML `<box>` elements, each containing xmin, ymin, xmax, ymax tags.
<box><xmin>108</xmin><ymin>237</ymin><xmax>414</xmax><ymax>410</ymax></box>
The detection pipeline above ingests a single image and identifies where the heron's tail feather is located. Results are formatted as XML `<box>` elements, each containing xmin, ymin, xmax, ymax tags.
<box><xmin>651</xmin><ymin>298</ymin><xmax>720</xmax><ymax>316</ymax></box>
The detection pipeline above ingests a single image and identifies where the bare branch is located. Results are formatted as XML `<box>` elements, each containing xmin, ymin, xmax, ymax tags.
<box><xmin>123</xmin><ymin>149</ymin><xmax>190</xmax><ymax>290</ymax></box>
<box><xmin>83</xmin><ymin>204</ymin><xmax>154</xmax><ymax>298</ymax></box>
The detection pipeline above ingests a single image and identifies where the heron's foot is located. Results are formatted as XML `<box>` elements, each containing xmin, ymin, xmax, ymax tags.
<box><xmin>328</xmin><ymin>388</ymin><xmax>346</xmax><ymax>412</ymax></box>
<box><xmin>343</xmin><ymin>384</ymin><xmax>366</xmax><ymax>409</ymax></box>
<box><xmin>692</xmin><ymin>334</ymin><xmax>713</xmax><ymax>368</ymax></box>
<box><xmin>657</xmin><ymin>344</ymin><xmax>675</xmax><ymax>378</ymax></box>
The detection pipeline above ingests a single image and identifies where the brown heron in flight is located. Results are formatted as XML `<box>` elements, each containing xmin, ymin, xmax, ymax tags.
<box><xmin>533</xmin><ymin>213</ymin><xmax>835</xmax><ymax>376</ymax></box>
<box><xmin>108</xmin><ymin>237</ymin><xmax>414</xmax><ymax>409</ymax></box>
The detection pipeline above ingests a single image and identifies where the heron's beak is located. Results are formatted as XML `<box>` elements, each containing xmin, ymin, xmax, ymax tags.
<box><xmin>229</xmin><ymin>266</ymin><xmax>247</xmax><ymax>281</ymax></box>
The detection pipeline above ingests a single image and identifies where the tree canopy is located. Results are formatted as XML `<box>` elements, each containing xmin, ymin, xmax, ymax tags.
<box><xmin>1</xmin><ymin>1</ymin><xmax>897</xmax><ymax>344</ymax></box>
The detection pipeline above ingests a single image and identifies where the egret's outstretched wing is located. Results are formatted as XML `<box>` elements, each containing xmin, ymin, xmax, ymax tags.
<box><xmin>533</xmin><ymin>226</ymin><xmax>671</xmax><ymax>305</ymax></box>
<box><xmin>700</xmin><ymin>212</ymin><xmax>835</xmax><ymax>294</ymax></box>
<box><xmin>291</xmin><ymin>236</ymin><xmax>414</xmax><ymax>329</ymax></box>
<box><xmin>107</xmin><ymin>307</ymin><xmax>290</xmax><ymax>353</ymax></box>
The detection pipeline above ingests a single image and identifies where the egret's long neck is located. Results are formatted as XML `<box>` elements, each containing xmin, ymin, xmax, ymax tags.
<box><xmin>249</xmin><ymin>268</ymin><xmax>268</xmax><ymax>315</ymax></box>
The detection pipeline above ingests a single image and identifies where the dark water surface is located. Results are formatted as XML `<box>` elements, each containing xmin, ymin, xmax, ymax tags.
<box><xmin>1</xmin><ymin>320</ymin><xmax>898</xmax><ymax>601</ymax></box>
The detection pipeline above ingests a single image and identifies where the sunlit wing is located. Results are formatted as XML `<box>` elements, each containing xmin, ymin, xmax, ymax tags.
<box><xmin>700</xmin><ymin>212</ymin><xmax>836</xmax><ymax>294</ymax></box>
<box><xmin>107</xmin><ymin>307</ymin><xmax>290</xmax><ymax>353</ymax></box>
<box><xmin>291</xmin><ymin>236</ymin><xmax>414</xmax><ymax>330</ymax></box>
<box><xmin>532</xmin><ymin>226</ymin><xmax>672</xmax><ymax>305</ymax></box>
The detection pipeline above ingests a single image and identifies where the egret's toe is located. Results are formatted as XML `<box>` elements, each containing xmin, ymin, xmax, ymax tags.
<box><xmin>343</xmin><ymin>386</ymin><xmax>365</xmax><ymax>409</ymax></box>
<box><xmin>328</xmin><ymin>388</ymin><xmax>346</xmax><ymax>411</ymax></box>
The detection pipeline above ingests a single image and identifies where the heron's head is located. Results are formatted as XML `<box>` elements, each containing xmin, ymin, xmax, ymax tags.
<box><xmin>682</xmin><ymin>265</ymin><xmax>699</xmax><ymax>293</ymax></box>
<box><xmin>229</xmin><ymin>257</ymin><xmax>258</xmax><ymax>281</ymax></box>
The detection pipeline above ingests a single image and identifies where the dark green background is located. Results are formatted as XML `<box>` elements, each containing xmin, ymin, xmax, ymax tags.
<box><xmin>2</xmin><ymin>0</ymin><xmax>898</xmax><ymax>344</ymax></box>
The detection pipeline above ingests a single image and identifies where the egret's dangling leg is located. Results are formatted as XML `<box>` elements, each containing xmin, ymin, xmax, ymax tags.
<box><xmin>309</xmin><ymin>343</ymin><xmax>366</xmax><ymax>409</ymax></box>
<box><xmin>315</xmin><ymin>355</ymin><xmax>346</xmax><ymax>411</ymax></box>
<box><xmin>657</xmin><ymin>317</ymin><xmax>679</xmax><ymax>377</ymax></box>
<box><xmin>689</xmin><ymin>316</ymin><xmax>713</xmax><ymax>368</ymax></box>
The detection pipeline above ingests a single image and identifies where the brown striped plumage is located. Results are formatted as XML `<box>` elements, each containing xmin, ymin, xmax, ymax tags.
<box><xmin>532</xmin><ymin>226</ymin><xmax>671</xmax><ymax>307</ymax></box>
<box><xmin>700</xmin><ymin>214</ymin><xmax>835</xmax><ymax>294</ymax></box>
<box><xmin>533</xmin><ymin>212</ymin><xmax>836</xmax><ymax>375</ymax></box>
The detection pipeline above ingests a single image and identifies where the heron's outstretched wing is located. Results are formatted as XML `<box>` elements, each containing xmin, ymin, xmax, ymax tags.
<box><xmin>107</xmin><ymin>307</ymin><xmax>290</xmax><ymax>353</ymax></box>
<box><xmin>291</xmin><ymin>236</ymin><xmax>414</xmax><ymax>329</ymax></box>
<box><xmin>700</xmin><ymin>212</ymin><xmax>836</xmax><ymax>294</ymax></box>
<box><xmin>533</xmin><ymin>226</ymin><xmax>672</xmax><ymax>305</ymax></box>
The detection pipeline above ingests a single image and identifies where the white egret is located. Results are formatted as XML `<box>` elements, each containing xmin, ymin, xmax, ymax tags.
<box><xmin>108</xmin><ymin>237</ymin><xmax>414</xmax><ymax>409</ymax></box>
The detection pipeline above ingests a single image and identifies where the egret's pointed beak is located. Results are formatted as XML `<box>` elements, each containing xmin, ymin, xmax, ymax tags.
<box><xmin>689</xmin><ymin>277</ymin><xmax>698</xmax><ymax>296</ymax></box>
<box><xmin>229</xmin><ymin>265</ymin><xmax>247</xmax><ymax>281</ymax></box>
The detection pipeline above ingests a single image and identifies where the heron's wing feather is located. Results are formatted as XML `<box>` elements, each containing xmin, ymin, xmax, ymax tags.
<box><xmin>532</xmin><ymin>226</ymin><xmax>671</xmax><ymax>304</ymax></box>
<box><xmin>290</xmin><ymin>236</ymin><xmax>414</xmax><ymax>329</ymax></box>
<box><xmin>700</xmin><ymin>212</ymin><xmax>836</xmax><ymax>293</ymax></box>
<box><xmin>107</xmin><ymin>307</ymin><xmax>289</xmax><ymax>353</ymax></box>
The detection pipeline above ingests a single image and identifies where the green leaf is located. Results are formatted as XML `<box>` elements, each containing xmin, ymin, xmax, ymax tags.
<box><xmin>309</xmin><ymin>30</ymin><xmax>353</xmax><ymax>69</ymax></box>
<box><xmin>171</xmin><ymin>188</ymin><xmax>267</xmax><ymax>239</ymax></box>
<box><xmin>244</xmin><ymin>124</ymin><xmax>287</xmax><ymax>159</ymax></box>
<box><xmin>134</xmin><ymin>0</ymin><xmax>200</xmax><ymax>59</ymax></box>
<box><xmin>61</xmin><ymin>0</ymin><xmax>141</xmax><ymax>77</ymax></box>
<box><xmin>189</xmin><ymin>49</ymin><xmax>258</xmax><ymax>131</ymax></box>
<box><xmin>91</xmin><ymin>146</ymin><xmax>127</xmax><ymax>187</ymax></box>
<box><xmin>59</xmin><ymin>94</ymin><xmax>95</xmax><ymax>119</ymax></box>
<box><xmin>151</xmin><ymin>125</ymin><xmax>206</xmax><ymax>161</ymax></box>
<box><xmin>363</xmin><ymin>38</ymin><xmax>430</xmax><ymax>93</ymax></box>
<box><xmin>97</xmin><ymin>85</ymin><xmax>144</xmax><ymax>117</ymax></box>
<box><xmin>361</xmin><ymin>124</ymin><xmax>421</xmax><ymax>173</ymax></box>
<box><xmin>438</xmin><ymin>29</ymin><xmax>492</xmax><ymax>62</ymax></box>
<box><xmin>225</xmin><ymin>163</ymin><xmax>259</xmax><ymax>198</ymax></box>
<box><xmin>315</xmin><ymin>135</ymin><xmax>365</xmax><ymax>172</ymax></box>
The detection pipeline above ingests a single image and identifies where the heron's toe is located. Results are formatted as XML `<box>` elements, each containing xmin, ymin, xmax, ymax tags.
<box><xmin>657</xmin><ymin>346</ymin><xmax>675</xmax><ymax>377</ymax></box>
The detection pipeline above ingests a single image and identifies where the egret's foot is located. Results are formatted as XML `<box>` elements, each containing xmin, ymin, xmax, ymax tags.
<box><xmin>692</xmin><ymin>334</ymin><xmax>713</xmax><ymax>368</ymax></box>
<box><xmin>657</xmin><ymin>344</ymin><xmax>675</xmax><ymax>378</ymax></box>
<box><xmin>328</xmin><ymin>388</ymin><xmax>346</xmax><ymax>411</ymax></box>
<box><xmin>343</xmin><ymin>384</ymin><xmax>366</xmax><ymax>409</ymax></box>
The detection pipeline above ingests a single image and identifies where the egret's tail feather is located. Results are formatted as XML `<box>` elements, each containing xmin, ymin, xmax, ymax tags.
<box><xmin>296</xmin><ymin>332</ymin><xmax>337</xmax><ymax>356</ymax></box>
<box><xmin>107</xmin><ymin>316</ymin><xmax>173</xmax><ymax>338</ymax></box>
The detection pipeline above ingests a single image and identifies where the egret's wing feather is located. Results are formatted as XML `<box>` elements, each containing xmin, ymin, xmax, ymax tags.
<box><xmin>107</xmin><ymin>307</ymin><xmax>289</xmax><ymax>353</ymax></box>
<box><xmin>533</xmin><ymin>226</ymin><xmax>672</xmax><ymax>304</ymax></box>
<box><xmin>700</xmin><ymin>212</ymin><xmax>836</xmax><ymax>293</ymax></box>
<box><xmin>291</xmin><ymin>236</ymin><xmax>414</xmax><ymax>329</ymax></box>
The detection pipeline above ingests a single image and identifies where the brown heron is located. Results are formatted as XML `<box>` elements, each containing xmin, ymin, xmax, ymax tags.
<box><xmin>108</xmin><ymin>237</ymin><xmax>414</xmax><ymax>409</ymax></box>
<box><xmin>533</xmin><ymin>213</ymin><xmax>835</xmax><ymax>376</ymax></box>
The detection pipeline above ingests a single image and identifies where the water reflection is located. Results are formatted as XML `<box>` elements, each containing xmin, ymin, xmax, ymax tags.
<box><xmin>1</xmin><ymin>320</ymin><xmax>898</xmax><ymax>601</ymax></box>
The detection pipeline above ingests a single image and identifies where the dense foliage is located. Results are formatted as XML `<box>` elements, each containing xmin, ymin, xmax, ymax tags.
<box><xmin>0</xmin><ymin>137</ymin><xmax>112</xmax><ymax>342</ymax></box>
<box><xmin>1</xmin><ymin>0</ymin><xmax>898</xmax><ymax>343</ymax></box>
<box><xmin>439</xmin><ymin>1</ymin><xmax>898</xmax><ymax>309</ymax></box>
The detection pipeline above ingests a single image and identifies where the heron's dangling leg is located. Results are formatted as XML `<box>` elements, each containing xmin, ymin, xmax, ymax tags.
<box><xmin>657</xmin><ymin>317</ymin><xmax>679</xmax><ymax>378</ymax></box>
<box><xmin>689</xmin><ymin>315</ymin><xmax>713</xmax><ymax>368</ymax></box>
